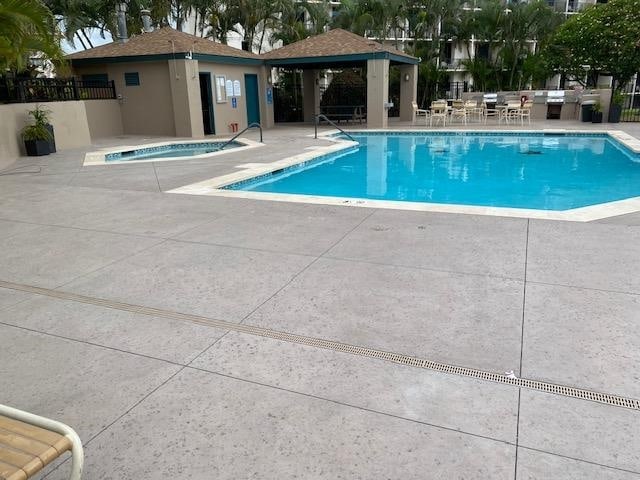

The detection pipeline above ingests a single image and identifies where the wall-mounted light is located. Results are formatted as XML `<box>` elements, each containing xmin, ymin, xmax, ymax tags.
<box><xmin>404</xmin><ymin>73</ymin><xmax>410</xmax><ymax>82</ymax></box>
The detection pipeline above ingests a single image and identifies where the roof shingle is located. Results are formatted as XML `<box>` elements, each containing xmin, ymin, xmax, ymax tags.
<box><xmin>261</xmin><ymin>28</ymin><xmax>416</xmax><ymax>61</ymax></box>
<box><xmin>66</xmin><ymin>27</ymin><xmax>260</xmax><ymax>61</ymax></box>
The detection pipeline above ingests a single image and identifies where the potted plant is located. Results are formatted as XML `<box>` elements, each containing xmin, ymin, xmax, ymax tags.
<box><xmin>592</xmin><ymin>102</ymin><xmax>603</xmax><ymax>123</ymax></box>
<box><xmin>28</xmin><ymin>106</ymin><xmax>56</xmax><ymax>152</ymax></box>
<box><xmin>22</xmin><ymin>122</ymin><xmax>52</xmax><ymax>156</ymax></box>
<box><xmin>608</xmin><ymin>90</ymin><xmax>624</xmax><ymax>123</ymax></box>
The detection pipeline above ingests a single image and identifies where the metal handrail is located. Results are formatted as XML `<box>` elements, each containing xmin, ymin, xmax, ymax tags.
<box><xmin>220</xmin><ymin>122</ymin><xmax>263</xmax><ymax>150</ymax></box>
<box><xmin>314</xmin><ymin>114</ymin><xmax>357</xmax><ymax>143</ymax></box>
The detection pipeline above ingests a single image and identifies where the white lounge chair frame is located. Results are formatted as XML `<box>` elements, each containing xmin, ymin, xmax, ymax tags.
<box><xmin>0</xmin><ymin>404</ymin><xmax>84</xmax><ymax>480</ymax></box>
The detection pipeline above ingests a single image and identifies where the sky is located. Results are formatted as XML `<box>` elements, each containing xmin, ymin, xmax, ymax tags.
<box><xmin>62</xmin><ymin>29</ymin><xmax>114</xmax><ymax>54</ymax></box>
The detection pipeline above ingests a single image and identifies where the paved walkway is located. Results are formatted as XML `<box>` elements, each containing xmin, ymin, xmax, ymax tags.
<box><xmin>0</xmin><ymin>122</ymin><xmax>639</xmax><ymax>479</ymax></box>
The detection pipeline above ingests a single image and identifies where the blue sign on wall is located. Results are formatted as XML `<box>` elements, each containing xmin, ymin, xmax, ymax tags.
<box><xmin>231</xmin><ymin>97</ymin><xmax>237</xmax><ymax>108</ymax></box>
<box><xmin>266</xmin><ymin>87</ymin><xmax>273</xmax><ymax>105</ymax></box>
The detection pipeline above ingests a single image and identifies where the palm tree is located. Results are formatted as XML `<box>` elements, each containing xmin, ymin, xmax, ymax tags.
<box><xmin>332</xmin><ymin>0</ymin><xmax>375</xmax><ymax>36</ymax></box>
<box><xmin>0</xmin><ymin>0</ymin><xmax>62</xmax><ymax>72</ymax></box>
<box><xmin>498</xmin><ymin>0</ymin><xmax>562</xmax><ymax>89</ymax></box>
<box><xmin>271</xmin><ymin>0</ymin><xmax>329</xmax><ymax>46</ymax></box>
<box><xmin>204</xmin><ymin>0</ymin><xmax>241</xmax><ymax>44</ymax></box>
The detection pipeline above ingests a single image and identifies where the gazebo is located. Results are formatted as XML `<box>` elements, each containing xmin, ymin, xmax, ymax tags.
<box><xmin>262</xmin><ymin>29</ymin><xmax>419</xmax><ymax>128</ymax></box>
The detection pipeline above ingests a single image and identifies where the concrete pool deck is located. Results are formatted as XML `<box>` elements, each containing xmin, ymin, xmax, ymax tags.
<box><xmin>0</xmin><ymin>121</ymin><xmax>639</xmax><ymax>479</ymax></box>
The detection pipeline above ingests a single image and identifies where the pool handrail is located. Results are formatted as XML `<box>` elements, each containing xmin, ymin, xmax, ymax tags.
<box><xmin>314</xmin><ymin>114</ymin><xmax>357</xmax><ymax>143</ymax></box>
<box><xmin>220</xmin><ymin>122</ymin><xmax>263</xmax><ymax>150</ymax></box>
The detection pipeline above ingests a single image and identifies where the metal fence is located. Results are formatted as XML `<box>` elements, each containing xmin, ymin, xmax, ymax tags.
<box><xmin>0</xmin><ymin>77</ymin><xmax>116</xmax><ymax>104</ymax></box>
<box><xmin>272</xmin><ymin>81</ymin><xmax>304</xmax><ymax>122</ymax></box>
<box><xmin>620</xmin><ymin>78</ymin><xmax>640</xmax><ymax>122</ymax></box>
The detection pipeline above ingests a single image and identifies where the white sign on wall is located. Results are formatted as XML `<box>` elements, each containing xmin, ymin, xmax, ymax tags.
<box><xmin>225</xmin><ymin>80</ymin><xmax>233</xmax><ymax>98</ymax></box>
<box><xmin>233</xmin><ymin>80</ymin><xmax>241</xmax><ymax>97</ymax></box>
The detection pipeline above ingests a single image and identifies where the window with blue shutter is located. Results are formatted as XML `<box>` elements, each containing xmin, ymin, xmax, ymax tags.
<box><xmin>124</xmin><ymin>72</ymin><xmax>140</xmax><ymax>86</ymax></box>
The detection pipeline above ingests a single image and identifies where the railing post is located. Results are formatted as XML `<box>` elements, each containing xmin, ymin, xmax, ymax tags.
<box><xmin>314</xmin><ymin>114</ymin><xmax>318</xmax><ymax>139</ymax></box>
<box><xmin>71</xmin><ymin>78</ymin><xmax>79</xmax><ymax>100</ymax></box>
<box><xmin>110</xmin><ymin>80</ymin><xmax>116</xmax><ymax>99</ymax></box>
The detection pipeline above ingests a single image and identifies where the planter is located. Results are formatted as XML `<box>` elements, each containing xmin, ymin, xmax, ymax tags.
<box><xmin>45</xmin><ymin>124</ymin><xmax>56</xmax><ymax>153</ymax></box>
<box><xmin>592</xmin><ymin>111</ymin><xmax>603</xmax><ymax>123</ymax></box>
<box><xmin>24</xmin><ymin>139</ymin><xmax>50</xmax><ymax>156</ymax></box>
<box><xmin>608</xmin><ymin>105</ymin><xmax>622</xmax><ymax>123</ymax></box>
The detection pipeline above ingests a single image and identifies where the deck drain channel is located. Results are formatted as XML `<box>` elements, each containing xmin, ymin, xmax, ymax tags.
<box><xmin>1</xmin><ymin>279</ymin><xmax>639</xmax><ymax>411</ymax></box>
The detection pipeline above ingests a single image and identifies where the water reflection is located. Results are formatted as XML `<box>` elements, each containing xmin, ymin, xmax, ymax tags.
<box><xmin>238</xmin><ymin>134</ymin><xmax>640</xmax><ymax>211</ymax></box>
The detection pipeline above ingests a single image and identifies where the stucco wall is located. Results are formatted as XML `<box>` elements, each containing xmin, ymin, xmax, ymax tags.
<box><xmin>367</xmin><ymin>59</ymin><xmax>390</xmax><ymax>128</ymax></box>
<box><xmin>169</xmin><ymin>59</ymin><xmax>204</xmax><ymax>138</ymax></box>
<box><xmin>84</xmin><ymin>99</ymin><xmax>124</xmax><ymax>138</ymax></box>
<box><xmin>74</xmin><ymin>61</ymin><xmax>176</xmax><ymax>136</ymax></box>
<box><xmin>0</xmin><ymin>100</ymin><xmax>123</xmax><ymax>168</ymax></box>
<box><xmin>74</xmin><ymin>60</ymin><xmax>271</xmax><ymax>137</ymax></box>
<box><xmin>197</xmin><ymin>63</ymin><xmax>265</xmax><ymax>135</ymax></box>
<box><xmin>0</xmin><ymin>101</ymin><xmax>88</xmax><ymax>165</ymax></box>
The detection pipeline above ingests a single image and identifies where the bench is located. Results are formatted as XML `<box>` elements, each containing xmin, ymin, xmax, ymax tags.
<box><xmin>0</xmin><ymin>404</ymin><xmax>83</xmax><ymax>480</ymax></box>
<box><xmin>319</xmin><ymin>105</ymin><xmax>366</xmax><ymax>124</ymax></box>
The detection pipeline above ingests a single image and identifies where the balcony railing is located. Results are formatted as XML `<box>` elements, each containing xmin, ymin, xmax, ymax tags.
<box><xmin>0</xmin><ymin>77</ymin><xmax>117</xmax><ymax>104</ymax></box>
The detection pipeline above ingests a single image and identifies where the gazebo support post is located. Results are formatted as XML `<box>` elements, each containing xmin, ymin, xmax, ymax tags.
<box><xmin>399</xmin><ymin>64</ymin><xmax>418</xmax><ymax>122</ymax></box>
<box><xmin>366</xmin><ymin>58</ymin><xmax>390</xmax><ymax>128</ymax></box>
<box><xmin>303</xmin><ymin>69</ymin><xmax>320</xmax><ymax>123</ymax></box>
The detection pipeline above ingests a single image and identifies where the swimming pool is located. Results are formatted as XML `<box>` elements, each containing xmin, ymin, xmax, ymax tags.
<box><xmin>105</xmin><ymin>141</ymin><xmax>241</xmax><ymax>162</ymax></box>
<box><xmin>225</xmin><ymin>132</ymin><xmax>640</xmax><ymax>211</ymax></box>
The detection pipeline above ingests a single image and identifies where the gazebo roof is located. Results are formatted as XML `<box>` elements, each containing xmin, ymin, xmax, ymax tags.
<box><xmin>67</xmin><ymin>27</ymin><xmax>262</xmax><ymax>65</ymax></box>
<box><xmin>66</xmin><ymin>27</ymin><xmax>418</xmax><ymax>68</ymax></box>
<box><xmin>261</xmin><ymin>29</ymin><xmax>419</xmax><ymax>66</ymax></box>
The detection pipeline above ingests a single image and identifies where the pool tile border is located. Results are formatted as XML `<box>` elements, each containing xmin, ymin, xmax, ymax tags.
<box><xmin>83</xmin><ymin>137</ymin><xmax>263</xmax><ymax>166</ymax></box>
<box><xmin>168</xmin><ymin>128</ymin><xmax>640</xmax><ymax>222</ymax></box>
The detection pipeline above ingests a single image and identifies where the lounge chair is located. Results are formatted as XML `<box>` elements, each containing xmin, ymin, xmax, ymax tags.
<box><xmin>0</xmin><ymin>404</ymin><xmax>84</xmax><ymax>480</ymax></box>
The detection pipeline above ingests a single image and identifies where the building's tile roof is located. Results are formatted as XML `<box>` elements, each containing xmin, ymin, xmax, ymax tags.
<box><xmin>261</xmin><ymin>28</ymin><xmax>416</xmax><ymax>61</ymax></box>
<box><xmin>66</xmin><ymin>27</ymin><xmax>260</xmax><ymax>60</ymax></box>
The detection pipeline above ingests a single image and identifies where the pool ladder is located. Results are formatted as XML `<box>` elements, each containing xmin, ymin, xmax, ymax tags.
<box><xmin>314</xmin><ymin>114</ymin><xmax>357</xmax><ymax>143</ymax></box>
<box><xmin>220</xmin><ymin>122</ymin><xmax>263</xmax><ymax>150</ymax></box>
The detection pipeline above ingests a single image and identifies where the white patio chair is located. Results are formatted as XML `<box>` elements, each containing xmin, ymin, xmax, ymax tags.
<box><xmin>0</xmin><ymin>404</ymin><xmax>84</xmax><ymax>480</ymax></box>
<box><xmin>502</xmin><ymin>101</ymin><xmax>524</xmax><ymax>124</ymax></box>
<box><xmin>450</xmin><ymin>100</ymin><xmax>467</xmax><ymax>125</ymax></box>
<box><xmin>411</xmin><ymin>101</ymin><xmax>429</xmax><ymax>125</ymax></box>
<box><xmin>514</xmin><ymin>100</ymin><xmax>533</xmax><ymax>125</ymax></box>
<box><xmin>465</xmin><ymin>100</ymin><xmax>483</xmax><ymax>122</ymax></box>
<box><xmin>482</xmin><ymin>102</ymin><xmax>501</xmax><ymax>123</ymax></box>
<box><xmin>481</xmin><ymin>94</ymin><xmax>501</xmax><ymax>123</ymax></box>
<box><xmin>429</xmin><ymin>101</ymin><xmax>448</xmax><ymax>126</ymax></box>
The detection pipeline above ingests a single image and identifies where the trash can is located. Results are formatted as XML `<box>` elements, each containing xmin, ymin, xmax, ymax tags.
<box><xmin>581</xmin><ymin>101</ymin><xmax>596</xmax><ymax>122</ymax></box>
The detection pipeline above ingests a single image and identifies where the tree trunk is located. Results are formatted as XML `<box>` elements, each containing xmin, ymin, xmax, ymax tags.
<box><xmin>75</xmin><ymin>32</ymin><xmax>87</xmax><ymax>50</ymax></box>
<box><xmin>81</xmin><ymin>29</ymin><xmax>94</xmax><ymax>48</ymax></box>
<box><xmin>258</xmin><ymin>23</ymin><xmax>267</xmax><ymax>54</ymax></box>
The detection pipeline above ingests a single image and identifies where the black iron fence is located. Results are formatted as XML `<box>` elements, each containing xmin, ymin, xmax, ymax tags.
<box><xmin>445</xmin><ymin>81</ymin><xmax>469</xmax><ymax>100</ymax></box>
<box><xmin>620</xmin><ymin>79</ymin><xmax>640</xmax><ymax>122</ymax></box>
<box><xmin>0</xmin><ymin>77</ymin><xmax>116</xmax><ymax>104</ymax></box>
<box><xmin>272</xmin><ymin>81</ymin><xmax>304</xmax><ymax>122</ymax></box>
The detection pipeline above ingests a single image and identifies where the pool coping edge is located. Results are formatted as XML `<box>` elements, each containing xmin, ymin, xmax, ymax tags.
<box><xmin>82</xmin><ymin>137</ymin><xmax>263</xmax><ymax>166</ymax></box>
<box><xmin>167</xmin><ymin>128</ymin><xmax>640</xmax><ymax>222</ymax></box>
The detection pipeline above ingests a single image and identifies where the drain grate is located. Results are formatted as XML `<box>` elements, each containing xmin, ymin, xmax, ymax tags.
<box><xmin>1</xmin><ymin>279</ymin><xmax>638</xmax><ymax>411</ymax></box>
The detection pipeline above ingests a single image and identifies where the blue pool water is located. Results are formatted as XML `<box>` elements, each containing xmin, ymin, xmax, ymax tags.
<box><xmin>226</xmin><ymin>133</ymin><xmax>640</xmax><ymax>210</ymax></box>
<box><xmin>106</xmin><ymin>141</ymin><xmax>240</xmax><ymax>162</ymax></box>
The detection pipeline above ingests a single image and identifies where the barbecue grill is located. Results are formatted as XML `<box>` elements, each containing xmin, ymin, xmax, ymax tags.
<box><xmin>546</xmin><ymin>91</ymin><xmax>565</xmax><ymax>119</ymax></box>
